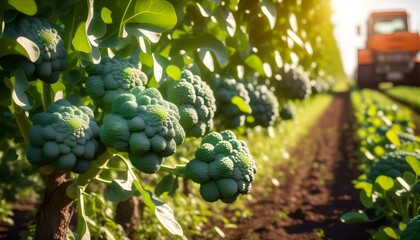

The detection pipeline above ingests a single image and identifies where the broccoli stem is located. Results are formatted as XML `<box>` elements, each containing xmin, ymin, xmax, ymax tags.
<box><xmin>11</xmin><ymin>101</ymin><xmax>32</xmax><ymax>147</ymax></box>
<box><xmin>42</xmin><ymin>82</ymin><xmax>54</xmax><ymax>111</ymax></box>
<box><xmin>66</xmin><ymin>150</ymin><xmax>114</xmax><ymax>199</ymax></box>
<box><xmin>159</xmin><ymin>164</ymin><xmax>186</xmax><ymax>177</ymax></box>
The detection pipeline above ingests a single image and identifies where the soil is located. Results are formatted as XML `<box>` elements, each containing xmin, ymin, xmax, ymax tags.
<box><xmin>217</xmin><ymin>92</ymin><xmax>374</xmax><ymax>240</ymax></box>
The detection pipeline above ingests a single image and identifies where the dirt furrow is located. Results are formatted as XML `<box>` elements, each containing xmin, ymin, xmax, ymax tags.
<box><xmin>223</xmin><ymin>92</ymin><xmax>370</xmax><ymax>240</ymax></box>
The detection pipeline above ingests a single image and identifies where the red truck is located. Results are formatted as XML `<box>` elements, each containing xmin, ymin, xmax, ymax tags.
<box><xmin>357</xmin><ymin>10</ymin><xmax>420</xmax><ymax>88</ymax></box>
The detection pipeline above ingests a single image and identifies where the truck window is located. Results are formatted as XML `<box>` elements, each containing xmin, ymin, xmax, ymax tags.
<box><xmin>373</xmin><ymin>16</ymin><xmax>407</xmax><ymax>34</ymax></box>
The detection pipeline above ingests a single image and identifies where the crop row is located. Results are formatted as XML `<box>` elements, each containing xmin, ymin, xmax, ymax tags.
<box><xmin>384</xmin><ymin>86</ymin><xmax>420</xmax><ymax>113</ymax></box>
<box><xmin>342</xmin><ymin>89</ymin><xmax>420</xmax><ymax>239</ymax></box>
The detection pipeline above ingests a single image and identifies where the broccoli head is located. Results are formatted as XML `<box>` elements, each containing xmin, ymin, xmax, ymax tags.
<box><xmin>211</xmin><ymin>77</ymin><xmax>250</xmax><ymax>129</ymax></box>
<box><xmin>3</xmin><ymin>16</ymin><xmax>67</xmax><ymax>83</ymax></box>
<box><xmin>367</xmin><ymin>151</ymin><xmax>420</xmax><ymax>181</ymax></box>
<box><xmin>159</xmin><ymin>70</ymin><xmax>216</xmax><ymax>138</ymax></box>
<box><xmin>26</xmin><ymin>99</ymin><xmax>102</xmax><ymax>173</ymax></box>
<box><xmin>279</xmin><ymin>103</ymin><xmax>295</xmax><ymax>120</ymax></box>
<box><xmin>274</xmin><ymin>67</ymin><xmax>312</xmax><ymax>100</ymax></box>
<box><xmin>245</xmin><ymin>83</ymin><xmax>279</xmax><ymax>128</ymax></box>
<box><xmin>400</xmin><ymin>215</ymin><xmax>420</xmax><ymax>240</ymax></box>
<box><xmin>185</xmin><ymin>130</ymin><xmax>257</xmax><ymax>203</ymax></box>
<box><xmin>85</xmin><ymin>56</ymin><xmax>148</xmax><ymax>111</ymax></box>
<box><xmin>99</xmin><ymin>88</ymin><xmax>185</xmax><ymax>173</ymax></box>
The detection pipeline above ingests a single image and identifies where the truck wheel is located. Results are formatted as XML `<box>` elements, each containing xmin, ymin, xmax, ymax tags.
<box><xmin>357</xmin><ymin>65</ymin><xmax>376</xmax><ymax>89</ymax></box>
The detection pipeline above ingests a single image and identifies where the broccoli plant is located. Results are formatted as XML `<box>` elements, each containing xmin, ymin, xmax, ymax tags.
<box><xmin>159</xmin><ymin>70</ymin><xmax>216</xmax><ymax>138</ymax></box>
<box><xmin>85</xmin><ymin>56</ymin><xmax>148</xmax><ymax>111</ymax></box>
<box><xmin>26</xmin><ymin>99</ymin><xmax>103</xmax><ymax>173</ymax></box>
<box><xmin>211</xmin><ymin>77</ymin><xmax>251</xmax><ymax>129</ymax></box>
<box><xmin>274</xmin><ymin>66</ymin><xmax>312</xmax><ymax>100</ymax></box>
<box><xmin>185</xmin><ymin>130</ymin><xmax>257</xmax><ymax>203</ymax></box>
<box><xmin>2</xmin><ymin>16</ymin><xmax>67</xmax><ymax>83</ymax></box>
<box><xmin>100</xmin><ymin>87</ymin><xmax>185</xmax><ymax>173</ymax></box>
<box><xmin>400</xmin><ymin>215</ymin><xmax>420</xmax><ymax>240</ymax></box>
<box><xmin>245</xmin><ymin>83</ymin><xmax>279</xmax><ymax>128</ymax></box>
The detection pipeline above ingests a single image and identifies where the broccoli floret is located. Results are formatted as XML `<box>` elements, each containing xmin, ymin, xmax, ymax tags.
<box><xmin>210</xmin><ymin>77</ymin><xmax>250</xmax><ymax>129</ymax></box>
<box><xmin>275</xmin><ymin>66</ymin><xmax>312</xmax><ymax>100</ymax></box>
<box><xmin>185</xmin><ymin>130</ymin><xmax>257</xmax><ymax>203</ymax></box>
<box><xmin>99</xmin><ymin>88</ymin><xmax>185</xmax><ymax>173</ymax></box>
<box><xmin>26</xmin><ymin>99</ymin><xmax>102</xmax><ymax>173</ymax></box>
<box><xmin>400</xmin><ymin>215</ymin><xmax>420</xmax><ymax>240</ymax></box>
<box><xmin>367</xmin><ymin>151</ymin><xmax>420</xmax><ymax>181</ymax></box>
<box><xmin>85</xmin><ymin>56</ymin><xmax>148</xmax><ymax>111</ymax></box>
<box><xmin>159</xmin><ymin>70</ymin><xmax>216</xmax><ymax>138</ymax></box>
<box><xmin>3</xmin><ymin>16</ymin><xmax>67</xmax><ymax>83</ymax></box>
<box><xmin>245</xmin><ymin>83</ymin><xmax>279</xmax><ymax>127</ymax></box>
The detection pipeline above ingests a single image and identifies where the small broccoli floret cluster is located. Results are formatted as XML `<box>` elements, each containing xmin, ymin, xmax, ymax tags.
<box><xmin>275</xmin><ymin>67</ymin><xmax>312</xmax><ymax>100</ymax></box>
<box><xmin>279</xmin><ymin>103</ymin><xmax>295</xmax><ymax>120</ymax></box>
<box><xmin>26</xmin><ymin>99</ymin><xmax>102</xmax><ymax>173</ymax></box>
<box><xmin>99</xmin><ymin>88</ymin><xmax>185</xmax><ymax>173</ymax></box>
<box><xmin>5</xmin><ymin>16</ymin><xmax>67</xmax><ymax>83</ymax></box>
<box><xmin>211</xmin><ymin>77</ymin><xmax>250</xmax><ymax>129</ymax></box>
<box><xmin>185</xmin><ymin>130</ymin><xmax>257</xmax><ymax>203</ymax></box>
<box><xmin>85</xmin><ymin>56</ymin><xmax>148</xmax><ymax>111</ymax></box>
<box><xmin>245</xmin><ymin>83</ymin><xmax>279</xmax><ymax>127</ymax></box>
<box><xmin>400</xmin><ymin>215</ymin><xmax>420</xmax><ymax>240</ymax></box>
<box><xmin>367</xmin><ymin>151</ymin><xmax>420</xmax><ymax>181</ymax></box>
<box><xmin>159</xmin><ymin>70</ymin><xmax>216</xmax><ymax>138</ymax></box>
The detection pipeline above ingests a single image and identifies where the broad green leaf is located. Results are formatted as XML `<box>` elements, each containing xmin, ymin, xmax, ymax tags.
<box><xmin>385</xmin><ymin>129</ymin><xmax>401</xmax><ymax>146</ymax></box>
<box><xmin>340</xmin><ymin>211</ymin><xmax>369</xmax><ymax>224</ymax></box>
<box><xmin>231</xmin><ymin>96</ymin><xmax>252</xmax><ymax>114</ymax></box>
<box><xmin>153</xmin><ymin>54</ymin><xmax>170</xmax><ymax>83</ymax></box>
<box><xmin>359</xmin><ymin>190</ymin><xmax>373</xmax><ymax>208</ymax></box>
<box><xmin>195</xmin><ymin>1</ymin><xmax>220</xmax><ymax>17</ymax></box>
<box><xmin>101</xmin><ymin>7</ymin><xmax>112</xmax><ymax>24</ymax></box>
<box><xmin>218</xmin><ymin>8</ymin><xmax>236</xmax><ymax>37</ymax></box>
<box><xmin>245</xmin><ymin>54</ymin><xmax>265</xmax><ymax>76</ymax></box>
<box><xmin>72</xmin><ymin>22</ymin><xmax>91</xmax><ymax>54</ymax></box>
<box><xmin>0</xmin><ymin>37</ymin><xmax>39</xmax><ymax>62</ymax></box>
<box><xmin>12</xmin><ymin>68</ymin><xmax>33</xmax><ymax>111</ymax></box>
<box><xmin>383</xmin><ymin>227</ymin><xmax>398</xmax><ymax>239</ymax></box>
<box><xmin>155</xmin><ymin>174</ymin><xmax>175</xmax><ymax>197</ymax></box>
<box><xmin>166</xmin><ymin>65</ymin><xmax>181</xmax><ymax>80</ymax></box>
<box><xmin>375</xmin><ymin>175</ymin><xmax>394</xmax><ymax>191</ymax></box>
<box><xmin>120</xmin><ymin>0</ymin><xmax>177</xmax><ymax>38</ymax></box>
<box><xmin>406</xmin><ymin>155</ymin><xmax>420</xmax><ymax>176</ymax></box>
<box><xmin>260</xmin><ymin>0</ymin><xmax>276</xmax><ymax>29</ymax></box>
<box><xmin>76</xmin><ymin>189</ymin><xmax>91</xmax><ymax>240</ymax></box>
<box><xmin>106</xmin><ymin>179</ymin><xmax>135</xmax><ymax>202</ymax></box>
<box><xmin>2</xmin><ymin>0</ymin><xmax>37</xmax><ymax>15</ymax></box>
<box><xmin>198</xmin><ymin>49</ymin><xmax>214</xmax><ymax>72</ymax></box>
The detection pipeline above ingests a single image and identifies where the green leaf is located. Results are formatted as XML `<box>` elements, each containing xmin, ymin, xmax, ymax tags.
<box><xmin>120</xmin><ymin>0</ymin><xmax>177</xmax><ymax>38</ymax></box>
<box><xmin>382</xmin><ymin>227</ymin><xmax>398</xmax><ymax>239</ymax></box>
<box><xmin>406</xmin><ymin>155</ymin><xmax>420</xmax><ymax>176</ymax></box>
<box><xmin>11</xmin><ymin>68</ymin><xmax>33</xmax><ymax>111</ymax></box>
<box><xmin>101</xmin><ymin>7</ymin><xmax>112</xmax><ymax>24</ymax></box>
<box><xmin>340</xmin><ymin>211</ymin><xmax>370</xmax><ymax>224</ymax></box>
<box><xmin>385</xmin><ymin>129</ymin><xmax>401</xmax><ymax>146</ymax></box>
<box><xmin>72</xmin><ymin>22</ymin><xmax>91</xmax><ymax>54</ymax></box>
<box><xmin>76</xmin><ymin>189</ymin><xmax>91</xmax><ymax>240</ymax></box>
<box><xmin>359</xmin><ymin>190</ymin><xmax>373</xmax><ymax>208</ymax></box>
<box><xmin>153</xmin><ymin>54</ymin><xmax>170</xmax><ymax>83</ymax></box>
<box><xmin>2</xmin><ymin>0</ymin><xmax>37</xmax><ymax>15</ymax></box>
<box><xmin>106</xmin><ymin>179</ymin><xmax>135</xmax><ymax>202</ymax></box>
<box><xmin>375</xmin><ymin>175</ymin><xmax>394</xmax><ymax>191</ymax></box>
<box><xmin>245</xmin><ymin>54</ymin><xmax>265</xmax><ymax>76</ymax></box>
<box><xmin>260</xmin><ymin>0</ymin><xmax>276</xmax><ymax>29</ymax></box>
<box><xmin>122</xmin><ymin>158</ymin><xmax>183</xmax><ymax>236</ymax></box>
<box><xmin>155</xmin><ymin>174</ymin><xmax>175</xmax><ymax>197</ymax></box>
<box><xmin>231</xmin><ymin>96</ymin><xmax>252</xmax><ymax>114</ymax></box>
<box><xmin>0</xmin><ymin>37</ymin><xmax>39</xmax><ymax>62</ymax></box>
<box><xmin>198</xmin><ymin>49</ymin><xmax>214</xmax><ymax>72</ymax></box>
<box><xmin>166</xmin><ymin>65</ymin><xmax>181</xmax><ymax>80</ymax></box>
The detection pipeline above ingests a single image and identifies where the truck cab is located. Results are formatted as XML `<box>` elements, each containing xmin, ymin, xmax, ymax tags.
<box><xmin>357</xmin><ymin>10</ymin><xmax>420</xmax><ymax>88</ymax></box>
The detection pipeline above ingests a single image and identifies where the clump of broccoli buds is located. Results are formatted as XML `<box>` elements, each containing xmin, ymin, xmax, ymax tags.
<box><xmin>279</xmin><ymin>103</ymin><xmax>295</xmax><ymax>120</ymax></box>
<box><xmin>5</xmin><ymin>16</ymin><xmax>67</xmax><ymax>83</ymax></box>
<box><xmin>245</xmin><ymin>83</ymin><xmax>279</xmax><ymax>128</ymax></box>
<box><xmin>186</xmin><ymin>130</ymin><xmax>257</xmax><ymax>203</ymax></box>
<box><xmin>85</xmin><ymin>56</ymin><xmax>148</xmax><ymax>111</ymax></box>
<box><xmin>26</xmin><ymin>99</ymin><xmax>102</xmax><ymax>173</ymax></box>
<box><xmin>99</xmin><ymin>88</ymin><xmax>185</xmax><ymax>173</ymax></box>
<box><xmin>211</xmin><ymin>77</ymin><xmax>250</xmax><ymax>129</ymax></box>
<box><xmin>275</xmin><ymin>67</ymin><xmax>312</xmax><ymax>100</ymax></box>
<box><xmin>159</xmin><ymin>70</ymin><xmax>216</xmax><ymax>138</ymax></box>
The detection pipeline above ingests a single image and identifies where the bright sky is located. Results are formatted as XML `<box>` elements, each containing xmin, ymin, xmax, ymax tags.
<box><xmin>330</xmin><ymin>0</ymin><xmax>420</xmax><ymax>76</ymax></box>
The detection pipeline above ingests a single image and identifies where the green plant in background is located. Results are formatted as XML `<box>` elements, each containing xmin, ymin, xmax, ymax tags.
<box><xmin>0</xmin><ymin>0</ymin><xmax>346</xmax><ymax>238</ymax></box>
